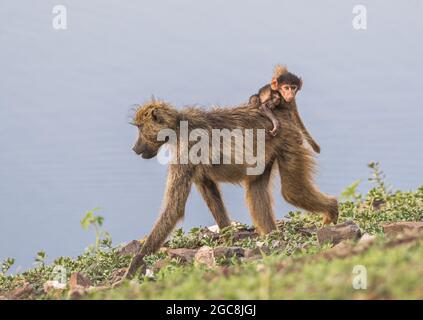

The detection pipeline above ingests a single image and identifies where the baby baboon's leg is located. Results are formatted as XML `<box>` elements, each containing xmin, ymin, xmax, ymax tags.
<box><xmin>124</xmin><ymin>166</ymin><xmax>193</xmax><ymax>279</ymax></box>
<box><xmin>278</xmin><ymin>149</ymin><xmax>338</xmax><ymax>225</ymax></box>
<box><xmin>195</xmin><ymin>177</ymin><xmax>231</xmax><ymax>230</ymax></box>
<box><xmin>245</xmin><ymin>163</ymin><xmax>277</xmax><ymax>235</ymax></box>
<box><xmin>259</xmin><ymin>104</ymin><xmax>280</xmax><ymax>136</ymax></box>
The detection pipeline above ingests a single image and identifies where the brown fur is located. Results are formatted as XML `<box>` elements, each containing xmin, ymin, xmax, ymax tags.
<box><xmin>125</xmin><ymin>99</ymin><xmax>338</xmax><ymax>278</ymax></box>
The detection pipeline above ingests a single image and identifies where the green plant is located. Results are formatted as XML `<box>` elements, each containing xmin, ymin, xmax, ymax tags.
<box><xmin>1</xmin><ymin>258</ymin><xmax>15</xmax><ymax>275</ymax></box>
<box><xmin>367</xmin><ymin>161</ymin><xmax>391</xmax><ymax>199</ymax></box>
<box><xmin>34</xmin><ymin>251</ymin><xmax>47</xmax><ymax>268</ymax></box>
<box><xmin>80</xmin><ymin>207</ymin><xmax>111</xmax><ymax>252</ymax></box>
<box><xmin>340</xmin><ymin>179</ymin><xmax>362</xmax><ymax>202</ymax></box>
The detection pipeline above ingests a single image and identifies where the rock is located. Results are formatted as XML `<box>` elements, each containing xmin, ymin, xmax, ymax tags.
<box><xmin>145</xmin><ymin>269</ymin><xmax>154</xmax><ymax>278</ymax></box>
<box><xmin>213</xmin><ymin>247</ymin><xmax>244</xmax><ymax>259</ymax></box>
<box><xmin>232</xmin><ymin>230</ymin><xmax>258</xmax><ymax>241</ymax></box>
<box><xmin>256</xmin><ymin>241</ymin><xmax>265</xmax><ymax>248</ymax></box>
<box><xmin>323</xmin><ymin>241</ymin><xmax>354</xmax><ymax>259</ymax></box>
<box><xmin>317</xmin><ymin>220</ymin><xmax>361</xmax><ymax>245</ymax></box>
<box><xmin>117</xmin><ymin>240</ymin><xmax>142</xmax><ymax>256</ymax></box>
<box><xmin>197</xmin><ymin>228</ymin><xmax>220</xmax><ymax>241</ymax></box>
<box><xmin>357</xmin><ymin>233</ymin><xmax>377</xmax><ymax>246</ymax></box>
<box><xmin>240</xmin><ymin>255</ymin><xmax>262</xmax><ymax>263</ymax></box>
<box><xmin>69</xmin><ymin>272</ymin><xmax>91</xmax><ymax>290</ymax></box>
<box><xmin>68</xmin><ymin>285</ymin><xmax>108</xmax><ymax>300</ymax></box>
<box><xmin>8</xmin><ymin>282</ymin><xmax>34</xmax><ymax>300</ymax></box>
<box><xmin>194</xmin><ymin>246</ymin><xmax>216</xmax><ymax>268</ymax></box>
<box><xmin>244</xmin><ymin>246</ymin><xmax>270</xmax><ymax>258</ymax></box>
<box><xmin>295</xmin><ymin>226</ymin><xmax>318</xmax><ymax>236</ymax></box>
<box><xmin>194</xmin><ymin>246</ymin><xmax>246</xmax><ymax>267</ymax></box>
<box><xmin>109</xmin><ymin>267</ymin><xmax>127</xmax><ymax>284</ymax></box>
<box><xmin>320</xmin><ymin>233</ymin><xmax>377</xmax><ymax>260</ymax></box>
<box><xmin>353</xmin><ymin>233</ymin><xmax>377</xmax><ymax>253</ymax></box>
<box><xmin>382</xmin><ymin>221</ymin><xmax>423</xmax><ymax>239</ymax></box>
<box><xmin>152</xmin><ymin>258</ymin><xmax>171</xmax><ymax>272</ymax></box>
<box><xmin>244</xmin><ymin>248</ymin><xmax>261</xmax><ymax>259</ymax></box>
<box><xmin>207</xmin><ymin>224</ymin><xmax>220</xmax><ymax>233</ymax></box>
<box><xmin>270</xmin><ymin>240</ymin><xmax>286</xmax><ymax>250</ymax></box>
<box><xmin>166</xmin><ymin>248</ymin><xmax>199</xmax><ymax>263</ymax></box>
<box><xmin>43</xmin><ymin>280</ymin><xmax>67</xmax><ymax>293</ymax></box>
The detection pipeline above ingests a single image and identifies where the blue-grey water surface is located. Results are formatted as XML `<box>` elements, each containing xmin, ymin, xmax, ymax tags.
<box><xmin>0</xmin><ymin>0</ymin><xmax>422</xmax><ymax>271</ymax></box>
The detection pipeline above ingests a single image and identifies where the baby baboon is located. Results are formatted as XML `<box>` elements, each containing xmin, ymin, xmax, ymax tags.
<box><xmin>250</xmin><ymin>65</ymin><xmax>321</xmax><ymax>153</ymax></box>
<box><xmin>123</xmin><ymin>97</ymin><xmax>338</xmax><ymax>279</ymax></box>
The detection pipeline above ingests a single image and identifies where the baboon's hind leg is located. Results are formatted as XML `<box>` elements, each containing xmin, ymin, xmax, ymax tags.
<box><xmin>278</xmin><ymin>151</ymin><xmax>338</xmax><ymax>225</ymax></box>
<box><xmin>245</xmin><ymin>163</ymin><xmax>277</xmax><ymax>235</ymax></box>
<box><xmin>195</xmin><ymin>177</ymin><xmax>231</xmax><ymax>230</ymax></box>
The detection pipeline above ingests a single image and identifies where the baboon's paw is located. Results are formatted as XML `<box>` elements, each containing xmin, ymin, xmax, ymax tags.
<box><xmin>322</xmin><ymin>215</ymin><xmax>331</xmax><ymax>226</ymax></box>
<box><xmin>111</xmin><ymin>277</ymin><xmax>125</xmax><ymax>289</ymax></box>
<box><xmin>120</xmin><ymin>254</ymin><xmax>147</xmax><ymax>283</ymax></box>
<box><xmin>330</xmin><ymin>209</ymin><xmax>339</xmax><ymax>225</ymax></box>
<box><xmin>322</xmin><ymin>213</ymin><xmax>337</xmax><ymax>226</ymax></box>
<box><xmin>332</xmin><ymin>213</ymin><xmax>339</xmax><ymax>225</ymax></box>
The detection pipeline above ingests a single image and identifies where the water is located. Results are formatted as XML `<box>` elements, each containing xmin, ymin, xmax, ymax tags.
<box><xmin>0</xmin><ymin>0</ymin><xmax>422</xmax><ymax>271</ymax></box>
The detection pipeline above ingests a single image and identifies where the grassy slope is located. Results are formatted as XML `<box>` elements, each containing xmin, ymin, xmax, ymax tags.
<box><xmin>88</xmin><ymin>183</ymin><xmax>423</xmax><ymax>300</ymax></box>
<box><xmin>90</xmin><ymin>239</ymin><xmax>423</xmax><ymax>299</ymax></box>
<box><xmin>1</xmin><ymin>166</ymin><xmax>422</xmax><ymax>300</ymax></box>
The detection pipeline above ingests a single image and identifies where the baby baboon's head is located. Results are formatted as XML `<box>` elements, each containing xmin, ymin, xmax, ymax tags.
<box><xmin>131</xmin><ymin>100</ymin><xmax>178</xmax><ymax>159</ymax></box>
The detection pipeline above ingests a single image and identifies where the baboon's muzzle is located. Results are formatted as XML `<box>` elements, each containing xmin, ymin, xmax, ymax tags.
<box><xmin>132</xmin><ymin>141</ymin><xmax>158</xmax><ymax>159</ymax></box>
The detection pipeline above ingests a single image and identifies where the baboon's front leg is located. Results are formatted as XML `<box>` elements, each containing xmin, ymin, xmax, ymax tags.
<box><xmin>124</xmin><ymin>166</ymin><xmax>193</xmax><ymax>279</ymax></box>
<box><xmin>195</xmin><ymin>177</ymin><xmax>231</xmax><ymax>230</ymax></box>
<box><xmin>245</xmin><ymin>163</ymin><xmax>277</xmax><ymax>235</ymax></box>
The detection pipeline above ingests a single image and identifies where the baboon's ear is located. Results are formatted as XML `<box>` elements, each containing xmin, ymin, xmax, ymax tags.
<box><xmin>271</xmin><ymin>77</ymin><xmax>278</xmax><ymax>90</ymax></box>
<box><xmin>298</xmin><ymin>77</ymin><xmax>303</xmax><ymax>91</ymax></box>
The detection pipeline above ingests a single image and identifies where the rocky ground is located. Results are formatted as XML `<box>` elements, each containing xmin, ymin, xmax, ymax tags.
<box><xmin>1</xmin><ymin>174</ymin><xmax>423</xmax><ymax>299</ymax></box>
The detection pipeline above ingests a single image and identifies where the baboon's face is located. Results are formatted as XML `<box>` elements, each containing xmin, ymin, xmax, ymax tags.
<box><xmin>131</xmin><ymin>102</ymin><xmax>176</xmax><ymax>159</ymax></box>
<box><xmin>278</xmin><ymin>83</ymin><xmax>298</xmax><ymax>103</ymax></box>
<box><xmin>132</xmin><ymin>128</ymin><xmax>161</xmax><ymax>159</ymax></box>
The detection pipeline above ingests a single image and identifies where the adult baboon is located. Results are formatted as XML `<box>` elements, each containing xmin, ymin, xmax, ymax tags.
<box><xmin>125</xmin><ymin>99</ymin><xmax>338</xmax><ymax>278</ymax></box>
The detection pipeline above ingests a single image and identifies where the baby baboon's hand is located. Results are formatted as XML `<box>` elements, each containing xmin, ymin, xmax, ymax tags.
<box><xmin>269</xmin><ymin>121</ymin><xmax>281</xmax><ymax>136</ymax></box>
